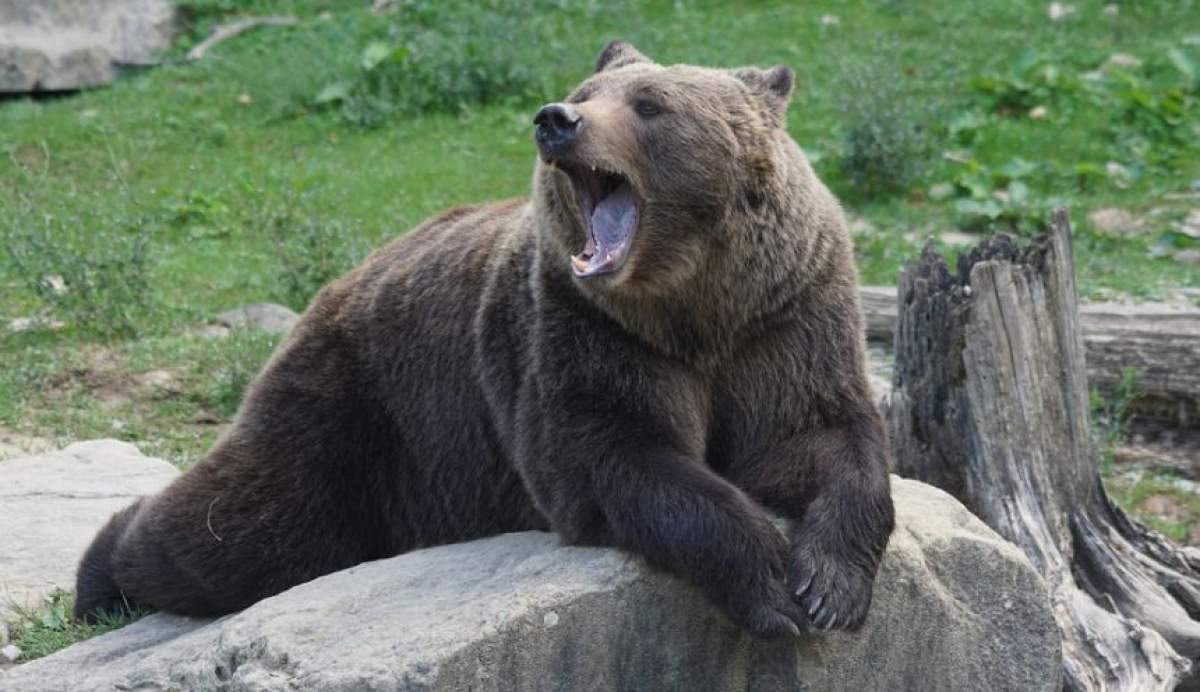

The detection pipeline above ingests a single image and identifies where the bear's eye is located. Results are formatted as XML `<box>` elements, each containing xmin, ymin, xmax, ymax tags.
<box><xmin>633</xmin><ymin>100</ymin><xmax>663</xmax><ymax>118</ymax></box>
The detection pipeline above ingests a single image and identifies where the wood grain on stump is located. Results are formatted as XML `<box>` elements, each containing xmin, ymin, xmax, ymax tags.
<box><xmin>888</xmin><ymin>209</ymin><xmax>1200</xmax><ymax>691</ymax></box>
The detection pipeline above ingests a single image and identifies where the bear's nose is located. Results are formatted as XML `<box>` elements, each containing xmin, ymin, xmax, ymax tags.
<box><xmin>534</xmin><ymin>103</ymin><xmax>582</xmax><ymax>155</ymax></box>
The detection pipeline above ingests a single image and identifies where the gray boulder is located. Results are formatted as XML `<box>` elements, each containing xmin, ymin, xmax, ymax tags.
<box><xmin>2</xmin><ymin>477</ymin><xmax>1060</xmax><ymax>691</ymax></box>
<box><xmin>0</xmin><ymin>0</ymin><xmax>175</xmax><ymax>92</ymax></box>
<box><xmin>0</xmin><ymin>440</ymin><xmax>179</xmax><ymax>620</ymax></box>
<box><xmin>215</xmin><ymin>303</ymin><xmax>300</xmax><ymax>335</ymax></box>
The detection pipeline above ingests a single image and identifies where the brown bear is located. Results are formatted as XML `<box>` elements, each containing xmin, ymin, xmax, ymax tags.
<box><xmin>75</xmin><ymin>41</ymin><xmax>894</xmax><ymax>637</ymax></box>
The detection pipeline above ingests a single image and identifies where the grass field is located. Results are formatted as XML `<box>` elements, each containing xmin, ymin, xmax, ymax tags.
<box><xmin>1</xmin><ymin>0</ymin><xmax>1198</xmax><ymax>658</ymax></box>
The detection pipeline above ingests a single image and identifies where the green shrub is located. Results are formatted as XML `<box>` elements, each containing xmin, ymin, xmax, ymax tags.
<box><xmin>1</xmin><ymin>194</ymin><xmax>157</xmax><ymax>339</ymax></box>
<box><xmin>7</xmin><ymin>589</ymin><xmax>145</xmax><ymax>661</ymax></box>
<box><xmin>207</xmin><ymin>328</ymin><xmax>281</xmax><ymax>418</ymax></box>
<box><xmin>313</xmin><ymin>0</ymin><xmax>639</xmax><ymax>126</ymax></box>
<box><xmin>264</xmin><ymin>196</ymin><xmax>366</xmax><ymax>311</ymax></box>
<box><xmin>837</xmin><ymin>63</ymin><xmax>935</xmax><ymax>200</ymax></box>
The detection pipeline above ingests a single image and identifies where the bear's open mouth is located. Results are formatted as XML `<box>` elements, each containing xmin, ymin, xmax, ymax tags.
<box><xmin>561</xmin><ymin>165</ymin><xmax>639</xmax><ymax>278</ymax></box>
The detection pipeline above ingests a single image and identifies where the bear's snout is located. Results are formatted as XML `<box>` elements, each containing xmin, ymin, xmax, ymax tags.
<box><xmin>534</xmin><ymin>103</ymin><xmax>582</xmax><ymax>158</ymax></box>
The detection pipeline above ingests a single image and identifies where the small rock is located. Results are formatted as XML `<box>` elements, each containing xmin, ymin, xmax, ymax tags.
<box><xmin>1028</xmin><ymin>105</ymin><xmax>1048</xmax><ymax>119</ymax></box>
<box><xmin>1087</xmin><ymin>208</ymin><xmax>1143</xmax><ymax>235</ymax></box>
<box><xmin>6</xmin><ymin>316</ymin><xmax>65</xmax><ymax>333</ymax></box>
<box><xmin>846</xmin><ymin>215</ymin><xmax>875</xmax><ymax>237</ymax></box>
<box><xmin>195</xmin><ymin>324</ymin><xmax>232</xmax><ymax>340</ymax></box>
<box><xmin>928</xmin><ymin>182</ymin><xmax>955</xmax><ymax>201</ymax></box>
<box><xmin>1047</xmin><ymin>2</ymin><xmax>1074</xmax><ymax>21</ymax></box>
<box><xmin>820</xmin><ymin>13</ymin><xmax>840</xmax><ymax>26</ymax></box>
<box><xmin>1106</xmin><ymin>161</ymin><xmax>1132</xmax><ymax>188</ymax></box>
<box><xmin>939</xmin><ymin>231</ymin><xmax>977</xmax><ymax>247</ymax></box>
<box><xmin>1174</xmin><ymin>249</ymin><xmax>1200</xmax><ymax>265</ymax></box>
<box><xmin>1175</xmin><ymin>209</ymin><xmax>1200</xmax><ymax>238</ymax></box>
<box><xmin>542</xmin><ymin>611</ymin><xmax>559</xmax><ymax>627</ymax></box>
<box><xmin>0</xmin><ymin>645</ymin><xmax>20</xmax><ymax>664</ymax></box>
<box><xmin>215</xmin><ymin>303</ymin><xmax>299</xmax><ymax>335</ymax></box>
<box><xmin>136</xmin><ymin>369</ymin><xmax>175</xmax><ymax>389</ymax></box>
<box><xmin>1102</xmin><ymin>53</ymin><xmax>1142</xmax><ymax>71</ymax></box>
<box><xmin>1103</xmin><ymin>3</ymin><xmax>1119</xmax><ymax>16</ymax></box>
<box><xmin>237</xmin><ymin>92</ymin><xmax>253</xmax><ymax>105</ymax></box>
<box><xmin>318</xmin><ymin>10</ymin><xmax>333</xmax><ymax>20</ymax></box>
<box><xmin>42</xmin><ymin>275</ymin><xmax>66</xmax><ymax>296</ymax></box>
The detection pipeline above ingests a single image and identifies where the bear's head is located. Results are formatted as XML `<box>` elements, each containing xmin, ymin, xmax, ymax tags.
<box><xmin>533</xmin><ymin>41</ymin><xmax>798</xmax><ymax>295</ymax></box>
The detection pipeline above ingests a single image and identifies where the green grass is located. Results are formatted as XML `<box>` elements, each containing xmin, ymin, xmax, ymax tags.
<box><xmin>1107</xmin><ymin>472</ymin><xmax>1200</xmax><ymax>545</ymax></box>
<box><xmin>0</xmin><ymin>0</ymin><xmax>1197</xmax><ymax>657</ymax></box>
<box><xmin>5</xmin><ymin>590</ymin><xmax>146</xmax><ymax>662</ymax></box>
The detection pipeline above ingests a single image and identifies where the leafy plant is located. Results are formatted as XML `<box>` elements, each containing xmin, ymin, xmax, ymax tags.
<box><xmin>1</xmin><ymin>193</ymin><xmax>158</xmax><ymax>339</ymax></box>
<box><xmin>206</xmin><ymin>328</ymin><xmax>281</xmax><ymax>418</ymax></box>
<box><xmin>313</xmin><ymin>0</ymin><xmax>639</xmax><ymax>126</ymax></box>
<box><xmin>264</xmin><ymin>196</ymin><xmax>366</xmax><ymax>311</ymax></box>
<box><xmin>836</xmin><ymin>60</ymin><xmax>936</xmax><ymax>200</ymax></box>
<box><xmin>970</xmin><ymin>51</ymin><xmax>1079</xmax><ymax>115</ymax></box>
<box><xmin>6</xmin><ymin>589</ymin><xmax>146</xmax><ymax>661</ymax></box>
<box><xmin>1091</xmin><ymin>367</ymin><xmax>1140</xmax><ymax>473</ymax></box>
<box><xmin>942</xmin><ymin>156</ymin><xmax>1065</xmax><ymax>234</ymax></box>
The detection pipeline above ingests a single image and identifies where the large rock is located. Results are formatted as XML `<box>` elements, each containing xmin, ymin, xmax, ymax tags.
<box><xmin>0</xmin><ymin>0</ymin><xmax>175</xmax><ymax>92</ymax></box>
<box><xmin>0</xmin><ymin>440</ymin><xmax>179</xmax><ymax>619</ymax></box>
<box><xmin>1</xmin><ymin>477</ymin><xmax>1060</xmax><ymax>691</ymax></box>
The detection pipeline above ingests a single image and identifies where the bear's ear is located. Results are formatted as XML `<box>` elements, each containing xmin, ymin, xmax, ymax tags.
<box><xmin>595</xmin><ymin>40</ymin><xmax>651</xmax><ymax>73</ymax></box>
<box><xmin>734</xmin><ymin>65</ymin><xmax>795</xmax><ymax>125</ymax></box>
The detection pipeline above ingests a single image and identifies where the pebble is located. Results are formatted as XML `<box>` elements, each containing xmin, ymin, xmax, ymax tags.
<box><xmin>1047</xmin><ymin>2</ymin><xmax>1075</xmax><ymax>21</ymax></box>
<box><xmin>0</xmin><ymin>645</ymin><xmax>21</xmax><ymax>664</ymax></box>
<box><xmin>1174</xmin><ymin>250</ymin><xmax>1200</xmax><ymax>265</ymax></box>
<box><xmin>1102</xmin><ymin>53</ymin><xmax>1142</xmax><ymax>71</ymax></box>
<box><xmin>1087</xmin><ymin>208</ymin><xmax>1143</xmax><ymax>235</ymax></box>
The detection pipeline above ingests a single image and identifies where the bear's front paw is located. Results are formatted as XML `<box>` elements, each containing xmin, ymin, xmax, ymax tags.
<box><xmin>789</xmin><ymin>540</ymin><xmax>875</xmax><ymax>632</ymax></box>
<box><xmin>727</xmin><ymin>577</ymin><xmax>806</xmax><ymax>639</ymax></box>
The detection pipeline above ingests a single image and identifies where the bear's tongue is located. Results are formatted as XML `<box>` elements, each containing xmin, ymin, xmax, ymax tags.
<box><xmin>572</xmin><ymin>181</ymin><xmax>638</xmax><ymax>278</ymax></box>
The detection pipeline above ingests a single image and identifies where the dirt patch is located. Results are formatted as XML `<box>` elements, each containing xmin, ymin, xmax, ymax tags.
<box><xmin>1140</xmin><ymin>494</ymin><xmax>1194</xmax><ymax>525</ymax></box>
<box><xmin>0</xmin><ymin>429</ymin><xmax>55</xmax><ymax>461</ymax></box>
<box><xmin>42</xmin><ymin>346</ymin><xmax>182</xmax><ymax>409</ymax></box>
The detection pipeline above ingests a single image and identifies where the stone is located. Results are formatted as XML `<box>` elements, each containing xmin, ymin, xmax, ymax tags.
<box><xmin>1176</xmin><ymin>209</ymin><xmax>1200</xmax><ymax>238</ymax></box>
<box><xmin>1106</xmin><ymin>161</ymin><xmax>1132</xmax><ymax>188</ymax></box>
<box><xmin>1102</xmin><ymin>52</ymin><xmax>1143</xmax><ymax>71</ymax></box>
<box><xmin>1047</xmin><ymin>2</ymin><xmax>1074</xmax><ymax>21</ymax></box>
<box><xmin>1175</xmin><ymin>249</ymin><xmax>1200</xmax><ymax>265</ymax></box>
<box><xmin>1088</xmin><ymin>207</ymin><xmax>1143</xmax><ymax>235</ymax></box>
<box><xmin>3</xmin><ymin>478</ymin><xmax>1061</xmax><ymax>692</ymax></box>
<box><xmin>0</xmin><ymin>0</ymin><xmax>176</xmax><ymax>93</ymax></box>
<box><xmin>938</xmin><ymin>231</ymin><xmax>977</xmax><ymax>247</ymax></box>
<box><xmin>0</xmin><ymin>440</ymin><xmax>179</xmax><ymax>620</ymax></box>
<box><xmin>0</xmin><ymin>644</ymin><xmax>19</xmax><ymax>664</ymax></box>
<box><xmin>215</xmin><ymin>303</ymin><xmax>299</xmax><ymax>335</ymax></box>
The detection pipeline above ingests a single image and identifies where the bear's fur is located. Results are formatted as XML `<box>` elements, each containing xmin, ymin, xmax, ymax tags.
<box><xmin>76</xmin><ymin>41</ymin><xmax>894</xmax><ymax>637</ymax></box>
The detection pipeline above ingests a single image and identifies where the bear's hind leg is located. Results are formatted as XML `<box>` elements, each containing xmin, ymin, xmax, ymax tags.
<box><xmin>74</xmin><ymin>499</ymin><xmax>145</xmax><ymax>622</ymax></box>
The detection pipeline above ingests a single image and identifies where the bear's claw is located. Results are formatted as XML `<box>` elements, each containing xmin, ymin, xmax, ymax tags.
<box><xmin>789</xmin><ymin>544</ymin><xmax>874</xmax><ymax>633</ymax></box>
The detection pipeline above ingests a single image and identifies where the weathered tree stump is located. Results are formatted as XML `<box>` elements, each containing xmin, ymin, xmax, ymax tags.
<box><xmin>888</xmin><ymin>209</ymin><xmax>1200</xmax><ymax>691</ymax></box>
